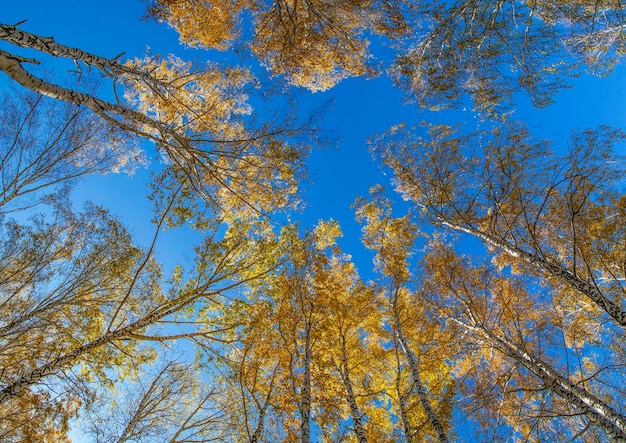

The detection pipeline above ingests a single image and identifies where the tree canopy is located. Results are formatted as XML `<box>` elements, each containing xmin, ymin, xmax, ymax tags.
<box><xmin>0</xmin><ymin>0</ymin><xmax>625</xmax><ymax>441</ymax></box>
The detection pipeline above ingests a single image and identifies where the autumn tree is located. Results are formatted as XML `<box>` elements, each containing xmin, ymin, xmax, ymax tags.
<box><xmin>392</xmin><ymin>0</ymin><xmax>626</xmax><ymax>114</ymax></box>
<box><xmin>211</xmin><ymin>224</ymin><xmax>324</xmax><ymax>443</ymax></box>
<box><xmin>373</xmin><ymin>121</ymin><xmax>626</xmax><ymax>329</ymax></box>
<box><xmin>421</xmin><ymin>240</ymin><xmax>626</xmax><ymax>441</ymax></box>
<box><xmin>0</xmin><ymin>194</ymin><xmax>155</xmax><ymax>441</ymax></box>
<box><xmin>355</xmin><ymin>187</ymin><xmax>454</xmax><ymax>443</ymax></box>
<box><xmin>310</xmin><ymin>224</ymin><xmax>395</xmax><ymax>442</ymax></box>
<box><xmin>0</xmin><ymin>22</ymin><xmax>309</xmax><ymax>217</ymax></box>
<box><xmin>217</xmin><ymin>221</ymin><xmax>396</xmax><ymax>442</ymax></box>
<box><xmin>215</xmin><ymin>282</ymin><xmax>283</xmax><ymax>442</ymax></box>
<box><xmin>254</xmin><ymin>223</ymin><xmax>351</xmax><ymax>443</ymax></box>
<box><xmin>147</xmin><ymin>0</ymin><xmax>410</xmax><ymax>91</ymax></box>
<box><xmin>0</xmin><ymin>167</ymin><xmax>285</xmax><ymax>440</ymax></box>
<box><xmin>371</xmin><ymin>119</ymin><xmax>626</xmax><ymax>439</ymax></box>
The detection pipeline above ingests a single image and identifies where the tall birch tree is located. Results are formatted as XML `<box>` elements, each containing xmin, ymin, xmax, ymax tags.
<box><xmin>421</xmin><ymin>240</ymin><xmax>626</xmax><ymax>441</ymax></box>
<box><xmin>355</xmin><ymin>188</ymin><xmax>453</xmax><ymax>443</ymax></box>
<box><xmin>0</xmin><ymin>22</ymin><xmax>308</xmax><ymax>217</ymax></box>
<box><xmin>373</xmin><ymin>121</ymin><xmax>626</xmax><ymax>329</ymax></box>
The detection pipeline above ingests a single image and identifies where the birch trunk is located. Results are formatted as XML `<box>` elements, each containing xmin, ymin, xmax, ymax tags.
<box><xmin>250</xmin><ymin>400</ymin><xmax>267</xmax><ymax>443</ymax></box>
<box><xmin>0</xmin><ymin>284</ymin><xmax>220</xmax><ymax>404</ymax></box>
<box><xmin>0</xmin><ymin>50</ymin><xmax>185</xmax><ymax>154</ymax></box>
<box><xmin>442</xmin><ymin>221</ymin><xmax>626</xmax><ymax>327</ymax></box>
<box><xmin>250</xmin><ymin>365</ymin><xmax>277</xmax><ymax>443</ymax></box>
<box><xmin>394</xmin><ymin>336</ymin><xmax>414</xmax><ymax>443</ymax></box>
<box><xmin>339</xmin><ymin>333</ymin><xmax>368</xmax><ymax>443</ymax></box>
<box><xmin>0</xmin><ymin>23</ymin><xmax>156</xmax><ymax>80</ymax></box>
<box><xmin>456</xmin><ymin>318</ymin><xmax>626</xmax><ymax>441</ymax></box>
<box><xmin>300</xmin><ymin>321</ymin><xmax>312</xmax><ymax>443</ymax></box>
<box><xmin>392</xmin><ymin>290</ymin><xmax>449</xmax><ymax>443</ymax></box>
<box><xmin>0</xmin><ymin>216</ymin><xmax>274</xmax><ymax>404</ymax></box>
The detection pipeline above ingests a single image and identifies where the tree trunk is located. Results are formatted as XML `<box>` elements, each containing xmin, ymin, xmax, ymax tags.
<box><xmin>339</xmin><ymin>333</ymin><xmax>368</xmax><ymax>443</ymax></box>
<box><xmin>456</xmin><ymin>318</ymin><xmax>626</xmax><ymax>441</ymax></box>
<box><xmin>0</xmin><ymin>23</ymin><xmax>155</xmax><ymax>80</ymax></box>
<box><xmin>392</xmin><ymin>291</ymin><xmax>449</xmax><ymax>443</ymax></box>
<box><xmin>300</xmin><ymin>321</ymin><xmax>312</xmax><ymax>443</ymax></box>
<box><xmin>0</xmin><ymin>50</ymin><xmax>183</xmax><ymax>154</ymax></box>
<box><xmin>442</xmin><ymin>221</ymin><xmax>626</xmax><ymax>327</ymax></box>
<box><xmin>0</xmin><ymin>285</ymin><xmax>216</xmax><ymax>404</ymax></box>
<box><xmin>250</xmin><ymin>365</ymin><xmax>277</xmax><ymax>443</ymax></box>
<box><xmin>394</xmin><ymin>335</ymin><xmax>414</xmax><ymax>443</ymax></box>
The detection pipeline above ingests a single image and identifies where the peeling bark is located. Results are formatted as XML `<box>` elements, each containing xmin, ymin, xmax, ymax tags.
<box><xmin>0</xmin><ymin>23</ymin><xmax>148</xmax><ymax>79</ymax></box>
<box><xmin>300</xmin><ymin>321</ymin><xmax>312</xmax><ymax>443</ymax></box>
<box><xmin>394</xmin><ymin>335</ymin><xmax>414</xmax><ymax>443</ymax></box>
<box><xmin>0</xmin><ymin>49</ymin><xmax>181</xmax><ymax>152</ymax></box>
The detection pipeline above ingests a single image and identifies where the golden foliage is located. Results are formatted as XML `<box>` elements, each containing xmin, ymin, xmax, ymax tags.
<box><xmin>148</xmin><ymin>0</ymin><xmax>410</xmax><ymax>90</ymax></box>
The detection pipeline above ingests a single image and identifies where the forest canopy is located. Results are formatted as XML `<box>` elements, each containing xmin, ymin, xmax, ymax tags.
<box><xmin>0</xmin><ymin>0</ymin><xmax>625</xmax><ymax>441</ymax></box>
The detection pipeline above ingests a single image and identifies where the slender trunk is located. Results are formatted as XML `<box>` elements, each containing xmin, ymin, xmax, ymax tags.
<box><xmin>392</xmin><ymin>291</ymin><xmax>449</xmax><ymax>443</ymax></box>
<box><xmin>455</xmin><ymin>318</ymin><xmax>626</xmax><ymax>441</ymax></box>
<box><xmin>0</xmin><ymin>319</ymin><xmax>135</xmax><ymax>404</ymax></box>
<box><xmin>338</xmin><ymin>333</ymin><xmax>368</xmax><ymax>443</ymax></box>
<box><xmin>394</xmin><ymin>335</ymin><xmax>413</xmax><ymax>443</ymax></box>
<box><xmin>0</xmin><ymin>50</ymin><xmax>184</xmax><ymax>153</ymax></box>
<box><xmin>0</xmin><ymin>23</ymin><xmax>156</xmax><ymax>80</ymax></box>
<box><xmin>442</xmin><ymin>221</ymin><xmax>626</xmax><ymax>327</ymax></box>
<box><xmin>250</xmin><ymin>365</ymin><xmax>278</xmax><ymax>443</ymax></box>
<box><xmin>250</xmin><ymin>414</ymin><xmax>266</xmax><ymax>442</ymax></box>
<box><xmin>0</xmin><ymin>233</ymin><xmax>275</xmax><ymax>405</ymax></box>
<box><xmin>0</xmin><ymin>286</ymin><xmax>213</xmax><ymax>404</ymax></box>
<box><xmin>300</xmin><ymin>321</ymin><xmax>312</xmax><ymax>443</ymax></box>
<box><xmin>249</xmin><ymin>395</ymin><xmax>268</xmax><ymax>443</ymax></box>
<box><xmin>0</xmin><ymin>51</ymin><xmax>149</xmax><ymax>126</ymax></box>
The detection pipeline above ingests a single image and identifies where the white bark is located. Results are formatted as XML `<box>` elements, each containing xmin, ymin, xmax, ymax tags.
<box><xmin>250</xmin><ymin>365</ymin><xmax>277</xmax><ymax>443</ymax></box>
<box><xmin>394</xmin><ymin>336</ymin><xmax>414</xmax><ymax>443</ymax></box>
<box><xmin>0</xmin><ymin>50</ymin><xmax>177</xmax><ymax>146</ymax></box>
<box><xmin>0</xmin><ymin>23</ymin><xmax>162</xmax><ymax>83</ymax></box>
<box><xmin>0</xmin><ymin>263</ymin><xmax>265</xmax><ymax>404</ymax></box>
<box><xmin>442</xmin><ymin>221</ymin><xmax>626</xmax><ymax>327</ymax></box>
<box><xmin>454</xmin><ymin>318</ymin><xmax>626</xmax><ymax>441</ymax></box>
<box><xmin>300</xmin><ymin>321</ymin><xmax>312</xmax><ymax>443</ymax></box>
<box><xmin>392</xmin><ymin>291</ymin><xmax>449</xmax><ymax>443</ymax></box>
<box><xmin>339</xmin><ymin>334</ymin><xmax>368</xmax><ymax>443</ymax></box>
